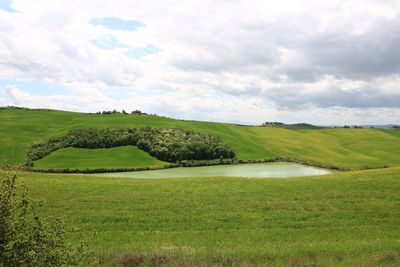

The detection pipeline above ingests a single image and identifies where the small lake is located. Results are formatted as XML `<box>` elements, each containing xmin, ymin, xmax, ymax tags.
<box><xmin>99</xmin><ymin>162</ymin><xmax>331</xmax><ymax>179</ymax></box>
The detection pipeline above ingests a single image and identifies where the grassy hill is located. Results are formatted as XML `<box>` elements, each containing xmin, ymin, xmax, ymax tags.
<box><xmin>1</xmin><ymin>107</ymin><xmax>400</xmax><ymax>170</ymax></box>
<box><xmin>233</xmin><ymin>126</ymin><xmax>400</xmax><ymax>169</ymax></box>
<box><xmin>32</xmin><ymin>146</ymin><xmax>167</xmax><ymax>170</ymax></box>
<box><xmin>2</xmin><ymin>107</ymin><xmax>400</xmax><ymax>265</ymax></box>
<box><xmin>14</xmin><ymin>167</ymin><xmax>400</xmax><ymax>266</ymax></box>
<box><xmin>0</xmin><ymin>108</ymin><xmax>270</xmax><ymax>167</ymax></box>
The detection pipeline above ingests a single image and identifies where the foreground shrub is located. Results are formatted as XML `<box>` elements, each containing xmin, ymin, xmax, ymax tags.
<box><xmin>0</xmin><ymin>173</ymin><xmax>90</xmax><ymax>266</ymax></box>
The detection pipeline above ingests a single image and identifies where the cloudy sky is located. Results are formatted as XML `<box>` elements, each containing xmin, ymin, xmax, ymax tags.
<box><xmin>1</xmin><ymin>0</ymin><xmax>400</xmax><ymax>125</ymax></box>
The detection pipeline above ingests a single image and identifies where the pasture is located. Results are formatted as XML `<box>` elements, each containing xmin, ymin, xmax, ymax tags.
<box><xmin>13</xmin><ymin>167</ymin><xmax>400</xmax><ymax>266</ymax></box>
<box><xmin>32</xmin><ymin>146</ymin><xmax>167</xmax><ymax>170</ymax></box>
<box><xmin>1</xmin><ymin>108</ymin><xmax>400</xmax><ymax>170</ymax></box>
<box><xmin>2</xmin><ymin>108</ymin><xmax>400</xmax><ymax>265</ymax></box>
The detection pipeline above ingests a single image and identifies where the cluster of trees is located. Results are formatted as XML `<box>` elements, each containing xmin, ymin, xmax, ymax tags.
<box><xmin>1</xmin><ymin>106</ymin><xmax>45</xmax><ymax>111</ymax></box>
<box><xmin>343</xmin><ymin>125</ymin><xmax>363</xmax><ymax>128</ymax></box>
<box><xmin>1</xmin><ymin>106</ymin><xmax>28</xmax><ymax>110</ymax></box>
<box><xmin>95</xmin><ymin>110</ymin><xmax>147</xmax><ymax>115</ymax></box>
<box><xmin>261</xmin><ymin>122</ymin><xmax>322</xmax><ymax>130</ymax></box>
<box><xmin>261</xmin><ymin>122</ymin><xmax>286</xmax><ymax>127</ymax></box>
<box><xmin>28</xmin><ymin>127</ymin><xmax>235</xmax><ymax>164</ymax></box>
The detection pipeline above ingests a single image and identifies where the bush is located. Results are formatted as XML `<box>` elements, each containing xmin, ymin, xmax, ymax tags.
<box><xmin>0</xmin><ymin>173</ymin><xmax>91</xmax><ymax>266</ymax></box>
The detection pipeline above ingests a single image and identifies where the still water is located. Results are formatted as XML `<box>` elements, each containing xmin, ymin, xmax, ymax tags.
<box><xmin>99</xmin><ymin>162</ymin><xmax>331</xmax><ymax>179</ymax></box>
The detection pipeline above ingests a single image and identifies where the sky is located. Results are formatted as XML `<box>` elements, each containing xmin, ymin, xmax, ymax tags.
<box><xmin>0</xmin><ymin>0</ymin><xmax>399</xmax><ymax>125</ymax></box>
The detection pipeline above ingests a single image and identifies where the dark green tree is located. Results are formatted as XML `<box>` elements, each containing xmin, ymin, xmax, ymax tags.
<box><xmin>28</xmin><ymin>127</ymin><xmax>236</xmax><ymax>164</ymax></box>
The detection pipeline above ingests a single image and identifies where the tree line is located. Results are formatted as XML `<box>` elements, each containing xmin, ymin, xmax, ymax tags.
<box><xmin>27</xmin><ymin>127</ymin><xmax>235</xmax><ymax>165</ymax></box>
<box><xmin>95</xmin><ymin>109</ymin><xmax>147</xmax><ymax>115</ymax></box>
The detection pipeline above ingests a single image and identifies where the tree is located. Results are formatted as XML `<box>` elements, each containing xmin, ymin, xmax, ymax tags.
<box><xmin>27</xmin><ymin>127</ymin><xmax>236</xmax><ymax>164</ymax></box>
<box><xmin>0</xmin><ymin>173</ymin><xmax>91</xmax><ymax>266</ymax></box>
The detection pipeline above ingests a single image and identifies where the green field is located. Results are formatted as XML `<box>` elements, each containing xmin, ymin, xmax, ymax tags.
<box><xmin>233</xmin><ymin>126</ymin><xmax>400</xmax><ymax>169</ymax></box>
<box><xmin>2</xmin><ymin>107</ymin><xmax>400</xmax><ymax>265</ymax></box>
<box><xmin>32</xmin><ymin>146</ymin><xmax>167</xmax><ymax>170</ymax></box>
<box><xmin>0</xmin><ymin>108</ymin><xmax>270</xmax><ymax>168</ymax></box>
<box><xmin>12</xmin><ymin>167</ymin><xmax>400</xmax><ymax>266</ymax></box>
<box><xmin>1</xmin><ymin>108</ymin><xmax>400</xmax><ymax>170</ymax></box>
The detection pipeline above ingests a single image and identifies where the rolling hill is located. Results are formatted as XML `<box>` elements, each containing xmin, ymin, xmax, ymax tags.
<box><xmin>1</xmin><ymin>107</ymin><xmax>400</xmax><ymax>170</ymax></box>
<box><xmin>2</xmin><ymin>107</ymin><xmax>400</xmax><ymax>265</ymax></box>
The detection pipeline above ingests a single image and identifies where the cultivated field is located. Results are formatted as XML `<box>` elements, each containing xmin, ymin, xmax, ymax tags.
<box><xmin>14</xmin><ymin>167</ymin><xmax>400</xmax><ymax>266</ymax></box>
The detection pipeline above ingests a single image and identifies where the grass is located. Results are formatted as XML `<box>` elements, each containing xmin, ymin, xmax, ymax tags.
<box><xmin>32</xmin><ymin>146</ymin><xmax>167</xmax><ymax>170</ymax></box>
<box><xmin>233</xmin><ymin>126</ymin><xmax>400</xmax><ymax>169</ymax></box>
<box><xmin>1</xmin><ymin>107</ymin><xmax>400</xmax><ymax>170</ymax></box>
<box><xmin>0</xmin><ymin>108</ymin><xmax>269</xmax><ymax>167</ymax></box>
<box><xmin>11</xmin><ymin>167</ymin><xmax>400</xmax><ymax>266</ymax></box>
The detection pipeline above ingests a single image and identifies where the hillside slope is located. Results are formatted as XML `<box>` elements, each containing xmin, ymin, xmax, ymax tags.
<box><xmin>1</xmin><ymin>107</ymin><xmax>400</xmax><ymax>169</ymax></box>
<box><xmin>0</xmin><ymin>108</ymin><xmax>271</xmax><ymax>166</ymax></box>
<box><xmin>233</xmin><ymin>126</ymin><xmax>400</xmax><ymax>169</ymax></box>
<box><xmin>32</xmin><ymin>146</ymin><xmax>167</xmax><ymax>170</ymax></box>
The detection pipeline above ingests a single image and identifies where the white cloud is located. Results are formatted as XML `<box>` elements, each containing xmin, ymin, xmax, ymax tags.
<box><xmin>0</xmin><ymin>0</ymin><xmax>399</xmax><ymax>124</ymax></box>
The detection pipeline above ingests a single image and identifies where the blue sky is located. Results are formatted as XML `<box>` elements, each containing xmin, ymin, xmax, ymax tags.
<box><xmin>0</xmin><ymin>0</ymin><xmax>16</xmax><ymax>13</ymax></box>
<box><xmin>90</xmin><ymin>17</ymin><xmax>145</xmax><ymax>31</ymax></box>
<box><xmin>90</xmin><ymin>35</ymin><xmax>128</xmax><ymax>50</ymax></box>
<box><xmin>125</xmin><ymin>45</ymin><xmax>160</xmax><ymax>59</ymax></box>
<box><xmin>89</xmin><ymin>35</ymin><xmax>160</xmax><ymax>59</ymax></box>
<box><xmin>0</xmin><ymin>0</ymin><xmax>399</xmax><ymax>124</ymax></box>
<box><xmin>0</xmin><ymin>80</ymin><xmax>71</xmax><ymax>96</ymax></box>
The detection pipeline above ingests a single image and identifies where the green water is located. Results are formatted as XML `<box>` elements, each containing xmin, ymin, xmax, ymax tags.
<box><xmin>99</xmin><ymin>163</ymin><xmax>331</xmax><ymax>179</ymax></box>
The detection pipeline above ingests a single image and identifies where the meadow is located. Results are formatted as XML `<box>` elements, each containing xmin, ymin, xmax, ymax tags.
<box><xmin>14</xmin><ymin>167</ymin><xmax>400</xmax><ymax>266</ymax></box>
<box><xmin>2</xmin><ymin>107</ymin><xmax>400</xmax><ymax>266</ymax></box>
<box><xmin>1</xmin><ymin>107</ymin><xmax>400</xmax><ymax>170</ymax></box>
<box><xmin>32</xmin><ymin>146</ymin><xmax>167</xmax><ymax>170</ymax></box>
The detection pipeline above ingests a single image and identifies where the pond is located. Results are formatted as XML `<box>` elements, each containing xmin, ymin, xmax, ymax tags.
<box><xmin>98</xmin><ymin>162</ymin><xmax>331</xmax><ymax>179</ymax></box>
